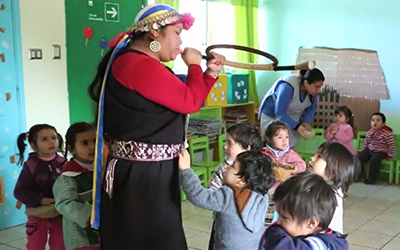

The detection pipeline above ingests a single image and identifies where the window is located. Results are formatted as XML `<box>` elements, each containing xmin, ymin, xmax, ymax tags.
<box><xmin>147</xmin><ymin>0</ymin><xmax>236</xmax><ymax>73</ymax></box>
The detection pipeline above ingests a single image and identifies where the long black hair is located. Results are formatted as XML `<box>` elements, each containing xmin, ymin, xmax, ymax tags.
<box><xmin>299</xmin><ymin>68</ymin><xmax>325</xmax><ymax>85</ymax></box>
<box><xmin>87</xmin><ymin>30</ymin><xmax>159</xmax><ymax>103</ymax></box>
<box><xmin>17</xmin><ymin>124</ymin><xmax>64</xmax><ymax>165</ymax></box>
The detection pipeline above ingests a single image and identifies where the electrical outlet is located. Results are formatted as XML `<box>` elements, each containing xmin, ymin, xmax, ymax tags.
<box><xmin>52</xmin><ymin>45</ymin><xmax>61</xmax><ymax>59</ymax></box>
<box><xmin>29</xmin><ymin>49</ymin><xmax>42</xmax><ymax>60</ymax></box>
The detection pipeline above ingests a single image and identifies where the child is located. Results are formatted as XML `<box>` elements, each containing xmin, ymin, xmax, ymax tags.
<box><xmin>262</xmin><ymin>120</ymin><xmax>306</xmax><ymax>223</ymax></box>
<box><xmin>53</xmin><ymin>122</ymin><xmax>100</xmax><ymax>250</ymax></box>
<box><xmin>308</xmin><ymin>142</ymin><xmax>358</xmax><ymax>234</ymax></box>
<box><xmin>207</xmin><ymin>122</ymin><xmax>262</xmax><ymax>250</ymax></box>
<box><xmin>262</xmin><ymin>120</ymin><xmax>306</xmax><ymax>185</ymax></box>
<box><xmin>358</xmin><ymin>112</ymin><xmax>394</xmax><ymax>185</ymax></box>
<box><xmin>259</xmin><ymin>171</ymin><xmax>348</xmax><ymax>250</ymax></box>
<box><xmin>179</xmin><ymin>150</ymin><xmax>275</xmax><ymax>250</ymax></box>
<box><xmin>208</xmin><ymin>122</ymin><xmax>262</xmax><ymax>190</ymax></box>
<box><xmin>14</xmin><ymin>124</ymin><xmax>66</xmax><ymax>250</ymax></box>
<box><xmin>324</xmin><ymin>106</ymin><xmax>355</xmax><ymax>155</ymax></box>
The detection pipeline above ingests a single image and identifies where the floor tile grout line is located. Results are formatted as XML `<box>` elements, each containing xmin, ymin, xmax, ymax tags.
<box><xmin>378</xmin><ymin>231</ymin><xmax>400</xmax><ymax>250</ymax></box>
<box><xmin>0</xmin><ymin>242</ymin><xmax>22</xmax><ymax>249</ymax></box>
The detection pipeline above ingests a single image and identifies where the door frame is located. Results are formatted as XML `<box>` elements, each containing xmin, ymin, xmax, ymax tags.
<box><xmin>10</xmin><ymin>0</ymin><xmax>26</xmax><ymax>130</ymax></box>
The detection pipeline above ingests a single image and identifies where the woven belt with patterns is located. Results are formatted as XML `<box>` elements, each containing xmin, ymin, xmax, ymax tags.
<box><xmin>108</xmin><ymin>139</ymin><xmax>184</xmax><ymax>161</ymax></box>
<box><xmin>104</xmin><ymin>140</ymin><xmax>184</xmax><ymax>198</ymax></box>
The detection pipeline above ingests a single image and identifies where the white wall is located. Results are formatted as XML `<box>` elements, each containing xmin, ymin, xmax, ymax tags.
<box><xmin>19</xmin><ymin>0</ymin><xmax>70</xmax><ymax>136</ymax></box>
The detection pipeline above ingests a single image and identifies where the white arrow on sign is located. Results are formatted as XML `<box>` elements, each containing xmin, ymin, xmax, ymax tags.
<box><xmin>107</xmin><ymin>7</ymin><xmax>118</xmax><ymax>18</ymax></box>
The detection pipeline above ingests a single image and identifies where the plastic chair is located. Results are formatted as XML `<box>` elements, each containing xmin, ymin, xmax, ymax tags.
<box><xmin>357</xmin><ymin>131</ymin><xmax>367</xmax><ymax>152</ymax></box>
<box><xmin>188</xmin><ymin>136</ymin><xmax>220</xmax><ymax>182</ymax></box>
<box><xmin>382</xmin><ymin>134</ymin><xmax>400</xmax><ymax>184</ymax></box>
<box><xmin>295</xmin><ymin>128</ymin><xmax>325</xmax><ymax>162</ymax></box>
<box><xmin>218</xmin><ymin>133</ymin><xmax>226</xmax><ymax>163</ymax></box>
<box><xmin>360</xmin><ymin>132</ymin><xmax>399</xmax><ymax>184</ymax></box>
<box><xmin>181</xmin><ymin>166</ymin><xmax>208</xmax><ymax>201</ymax></box>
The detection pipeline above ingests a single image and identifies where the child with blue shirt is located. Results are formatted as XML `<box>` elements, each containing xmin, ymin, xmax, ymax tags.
<box><xmin>259</xmin><ymin>171</ymin><xmax>348</xmax><ymax>250</ymax></box>
<box><xmin>179</xmin><ymin>150</ymin><xmax>275</xmax><ymax>250</ymax></box>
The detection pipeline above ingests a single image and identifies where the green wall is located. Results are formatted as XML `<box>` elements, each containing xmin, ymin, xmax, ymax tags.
<box><xmin>65</xmin><ymin>0</ymin><xmax>144</xmax><ymax>123</ymax></box>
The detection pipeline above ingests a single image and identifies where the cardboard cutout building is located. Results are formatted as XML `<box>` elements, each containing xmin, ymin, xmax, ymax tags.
<box><xmin>296</xmin><ymin>47</ymin><xmax>389</xmax><ymax>133</ymax></box>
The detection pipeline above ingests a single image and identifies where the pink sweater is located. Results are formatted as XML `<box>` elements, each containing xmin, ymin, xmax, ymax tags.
<box><xmin>324</xmin><ymin>123</ymin><xmax>355</xmax><ymax>155</ymax></box>
<box><xmin>262</xmin><ymin>146</ymin><xmax>306</xmax><ymax>173</ymax></box>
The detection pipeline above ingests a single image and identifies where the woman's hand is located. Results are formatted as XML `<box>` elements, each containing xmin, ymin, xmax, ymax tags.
<box><xmin>301</xmin><ymin>122</ymin><xmax>312</xmax><ymax>131</ymax></box>
<box><xmin>178</xmin><ymin>149</ymin><xmax>191</xmax><ymax>171</ymax></box>
<box><xmin>181</xmin><ymin>48</ymin><xmax>202</xmax><ymax>66</ymax></box>
<box><xmin>206</xmin><ymin>52</ymin><xmax>226</xmax><ymax>78</ymax></box>
<box><xmin>296</xmin><ymin>125</ymin><xmax>307</xmax><ymax>139</ymax></box>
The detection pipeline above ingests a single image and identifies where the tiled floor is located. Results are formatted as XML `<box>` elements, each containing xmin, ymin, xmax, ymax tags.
<box><xmin>1</xmin><ymin>183</ymin><xmax>400</xmax><ymax>249</ymax></box>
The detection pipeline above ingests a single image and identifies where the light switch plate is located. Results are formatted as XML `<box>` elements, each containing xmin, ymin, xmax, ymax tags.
<box><xmin>29</xmin><ymin>49</ymin><xmax>42</xmax><ymax>60</ymax></box>
<box><xmin>52</xmin><ymin>45</ymin><xmax>61</xmax><ymax>59</ymax></box>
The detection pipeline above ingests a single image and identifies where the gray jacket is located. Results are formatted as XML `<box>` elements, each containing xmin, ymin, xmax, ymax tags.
<box><xmin>180</xmin><ymin>169</ymin><xmax>268</xmax><ymax>250</ymax></box>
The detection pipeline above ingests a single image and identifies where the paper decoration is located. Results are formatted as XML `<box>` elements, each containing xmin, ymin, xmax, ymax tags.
<box><xmin>296</xmin><ymin>47</ymin><xmax>389</xmax><ymax>100</ymax></box>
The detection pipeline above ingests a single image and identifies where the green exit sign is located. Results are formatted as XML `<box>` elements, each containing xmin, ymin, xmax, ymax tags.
<box><xmin>105</xmin><ymin>2</ymin><xmax>120</xmax><ymax>23</ymax></box>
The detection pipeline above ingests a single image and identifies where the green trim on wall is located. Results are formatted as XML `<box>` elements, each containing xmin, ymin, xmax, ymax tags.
<box><xmin>65</xmin><ymin>0</ymin><xmax>143</xmax><ymax>123</ymax></box>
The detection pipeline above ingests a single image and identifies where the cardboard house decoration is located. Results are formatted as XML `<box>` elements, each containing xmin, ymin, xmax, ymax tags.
<box><xmin>296</xmin><ymin>47</ymin><xmax>389</xmax><ymax>134</ymax></box>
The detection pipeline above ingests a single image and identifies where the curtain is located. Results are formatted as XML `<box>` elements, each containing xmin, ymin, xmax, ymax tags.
<box><xmin>155</xmin><ymin>0</ymin><xmax>180</xmax><ymax>8</ymax></box>
<box><xmin>232</xmin><ymin>0</ymin><xmax>259</xmax><ymax>105</ymax></box>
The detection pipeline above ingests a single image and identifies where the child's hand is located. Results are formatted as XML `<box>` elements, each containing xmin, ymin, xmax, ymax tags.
<box><xmin>178</xmin><ymin>149</ymin><xmax>191</xmax><ymax>171</ymax></box>
<box><xmin>40</xmin><ymin>198</ymin><xmax>55</xmax><ymax>205</ymax></box>
<box><xmin>331</xmin><ymin>124</ymin><xmax>339</xmax><ymax>134</ymax></box>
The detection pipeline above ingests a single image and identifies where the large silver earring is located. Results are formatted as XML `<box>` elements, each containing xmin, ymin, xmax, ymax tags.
<box><xmin>149</xmin><ymin>39</ymin><xmax>161</xmax><ymax>52</ymax></box>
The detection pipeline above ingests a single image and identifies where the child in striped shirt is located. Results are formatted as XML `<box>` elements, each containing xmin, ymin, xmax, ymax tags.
<box><xmin>358</xmin><ymin>112</ymin><xmax>394</xmax><ymax>185</ymax></box>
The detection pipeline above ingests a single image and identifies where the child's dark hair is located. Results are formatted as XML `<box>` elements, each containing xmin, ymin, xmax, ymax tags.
<box><xmin>316</xmin><ymin>142</ymin><xmax>359</xmax><ymax>191</ymax></box>
<box><xmin>264</xmin><ymin>120</ymin><xmax>289</xmax><ymax>146</ymax></box>
<box><xmin>235</xmin><ymin>151</ymin><xmax>275</xmax><ymax>195</ymax></box>
<box><xmin>273</xmin><ymin>171</ymin><xmax>337</xmax><ymax>231</ymax></box>
<box><xmin>299</xmin><ymin>68</ymin><xmax>325</xmax><ymax>85</ymax></box>
<box><xmin>64</xmin><ymin>122</ymin><xmax>96</xmax><ymax>158</ymax></box>
<box><xmin>226</xmin><ymin>122</ymin><xmax>262</xmax><ymax>151</ymax></box>
<box><xmin>335</xmin><ymin>106</ymin><xmax>354</xmax><ymax>128</ymax></box>
<box><xmin>17</xmin><ymin>124</ymin><xmax>64</xmax><ymax>166</ymax></box>
<box><xmin>371</xmin><ymin>112</ymin><xmax>386</xmax><ymax>123</ymax></box>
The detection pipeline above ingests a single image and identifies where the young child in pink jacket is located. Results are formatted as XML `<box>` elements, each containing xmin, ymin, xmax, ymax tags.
<box><xmin>324</xmin><ymin>106</ymin><xmax>355</xmax><ymax>155</ymax></box>
<box><xmin>262</xmin><ymin>121</ymin><xmax>306</xmax><ymax>188</ymax></box>
<box><xmin>262</xmin><ymin>121</ymin><xmax>306</xmax><ymax>223</ymax></box>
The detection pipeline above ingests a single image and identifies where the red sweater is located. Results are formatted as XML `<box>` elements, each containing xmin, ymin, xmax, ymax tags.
<box><xmin>112</xmin><ymin>53</ymin><xmax>217</xmax><ymax>114</ymax></box>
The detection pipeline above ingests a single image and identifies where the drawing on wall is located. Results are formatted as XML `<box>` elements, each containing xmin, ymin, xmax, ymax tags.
<box><xmin>83</xmin><ymin>26</ymin><xmax>93</xmax><ymax>46</ymax></box>
<box><xmin>296</xmin><ymin>47</ymin><xmax>388</xmax><ymax>132</ymax></box>
<box><xmin>99</xmin><ymin>37</ymin><xmax>108</xmax><ymax>56</ymax></box>
<box><xmin>0</xmin><ymin>0</ymin><xmax>28</xmax><ymax>229</ymax></box>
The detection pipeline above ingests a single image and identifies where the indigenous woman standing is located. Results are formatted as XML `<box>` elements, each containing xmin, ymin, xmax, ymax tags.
<box><xmin>88</xmin><ymin>4</ymin><xmax>225</xmax><ymax>250</ymax></box>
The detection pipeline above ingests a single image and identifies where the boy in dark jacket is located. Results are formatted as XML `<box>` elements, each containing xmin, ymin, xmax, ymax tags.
<box><xmin>259</xmin><ymin>171</ymin><xmax>348</xmax><ymax>250</ymax></box>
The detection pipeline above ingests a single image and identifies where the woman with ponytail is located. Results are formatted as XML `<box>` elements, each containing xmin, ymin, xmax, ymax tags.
<box><xmin>259</xmin><ymin>69</ymin><xmax>325</xmax><ymax>147</ymax></box>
